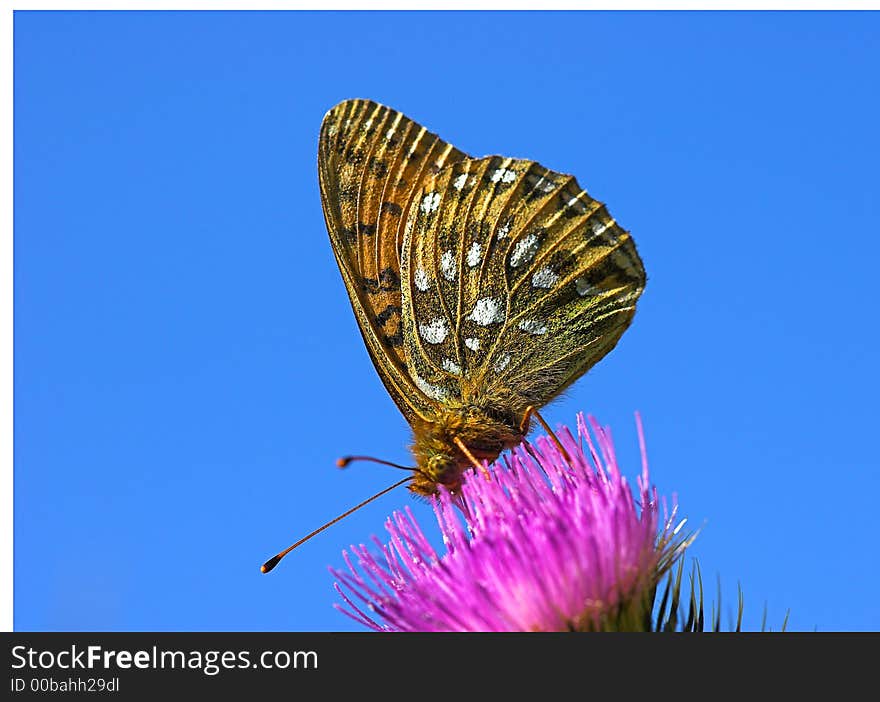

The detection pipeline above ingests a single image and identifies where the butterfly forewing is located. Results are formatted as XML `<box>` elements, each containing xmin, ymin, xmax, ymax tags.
<box><xmin>318</xmin><ymin>99</ymin><xmax>469</xmax><ymax>421</ymax></box>
<box><xmin>400</xmin><ymin>155</ymin><xmax>646</xmax><ymax>410</ymax></box>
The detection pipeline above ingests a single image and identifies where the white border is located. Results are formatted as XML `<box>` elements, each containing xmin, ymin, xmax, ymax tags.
<box><xmin>1</xmin><ymin>1</ymin><xmax>10</xmax><ymax>634</ymax></box>
<box><xmin>5</xmin><ymin>2</ymin><xmax>880</xmax><ymax>10</ymax></box>
<box><xmin>3</xmin><ymin>0</ymin><xmax>877</xmax><ymax>635</ymax></box>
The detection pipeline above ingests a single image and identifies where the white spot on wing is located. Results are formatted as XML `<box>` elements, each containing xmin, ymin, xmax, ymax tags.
<box><xmin>494</xmin><ymin>353</ymin><xmax>512</xmax><ymax>372</ymax></box>
<box><xmin>414</xmin><ymin>268</ymin><xmax>430</xmax><ymax>292</ymax></box>
<box><xmin>421</xmin><ymin>192</ymin><xmax>441</xmax><ymax>213</ymax></box>
<box><xmin>413</xmin><ymin>372</ymin><xmax>447</xmax><ymax>400</ymax></box>
<box><xmin>527</xmin><ymin>173</ymin><xmax>556</xmax><ymax>193</ymax></box>
<box><xmin>440</xmin><ymin>250</ymin><xmax>456</xmax><ymax>281</ymax></box>
<box><xmin>419</xmin><ymin>317</ymin><xmax>449</xmax><ymax>344</ymax></box>
<box><xmin>536</xmin><ymin>176</ymin><xmax>556</xmax><ymax>192</ymax></box>
<box><xmin>453</xmin><ymin>173</ymin><xmax>468</xmax><ymax>190</ymax></box>
<box><xmin>575</xmin><ymin>277</ymin><xmax>597</xmax><ymax>296</ymax></box>
<box><xmin>592</xmin><ymin>218</ymin><xmax>618</xmax><ymax>243</ymax></box>
<box><xmin>531</xmin><ymin>266</ymin><xmax>559</xmax><ymax>289</ymax></box>
<box><xmin>591</xmin><ymin>219</ymin><xmax>609</xmax><ymax>236</ymax></box>
<box><xmin>567</xmin><ymin>196</ymin><xmax>588</xmax><ymax>214</ymax></box>
<box><xmin>497</xmin><ymin>220</ymin><xmax>511</xmax><ymax>240</ymax></box>
<box><xmin>466</xmin><ymin>241</ymin><xmax>482</xmax><ymax>268</ymax></box>
<box><xmin>467</xmin><ymin>297</ymin><xmax>505</xmax><ymax>326</ymax></box>
<box><xmin>490</xmin><ymin>168</ymin><xmax>517</xmax><ymax>183</ymax></box>
<box><xmin>382</xmin><ymin>114</ymin><xmax>402</xmax><ymax>142</ymax></box>
<box><xmin>509</xmin><ymin>233</ymin><xmax>540</xmax><ymax>268</ymax></box>
<box><xmin>464</xmin><ymin>337</ymin><xmax>480</xmax><ymax>352</ymax></box>
<box><xmin>442</xmin><ymin>358</ymin><xmax>461</xmax><ymax>375</ymax></box>
<box><xmin>518</xmin><ymin>319</ymin><xmax>548</xmax><ymax>335</ymax></box>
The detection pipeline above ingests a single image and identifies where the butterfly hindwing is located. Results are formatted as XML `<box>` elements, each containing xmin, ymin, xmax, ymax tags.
<box><xmin>318</xmin><ymin>99</ymin><xmax>469</xmax><ymax>421</ymax></box>
<box><xmin>400</xmin><ymin>156</ymin><xmax>646</xmax><ymax>410</ymax></box>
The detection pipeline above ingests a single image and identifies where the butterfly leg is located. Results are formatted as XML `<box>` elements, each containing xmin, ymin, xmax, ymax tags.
<box><xmin>520</xmin><ymin>406</ymin><xmax>573</xmax><ymax>464</ymax></box>
<box><xmin>452</xmin><ymin>436</ymin><xmax>492</xmax><ymax>481</ymax></box>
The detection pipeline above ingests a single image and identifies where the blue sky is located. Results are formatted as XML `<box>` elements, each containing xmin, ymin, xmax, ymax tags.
<box><xmin>13</xmin><ymin>10</ymin><xmax>880</xmax><ymax>631</ymax></box>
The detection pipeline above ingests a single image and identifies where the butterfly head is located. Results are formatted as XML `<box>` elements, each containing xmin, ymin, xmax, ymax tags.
<box><xmin>409</xmin><ymin>451</ymin><xmax>462</xmax><ymax>496</ymax></box>
<box><xmin>408</xmin><ymin>403</ymin><xmax>525</xmax><ymax>497</ymax></box>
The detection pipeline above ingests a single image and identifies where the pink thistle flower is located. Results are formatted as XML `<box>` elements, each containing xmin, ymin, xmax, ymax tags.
<box><xmin>331</xmin><ymin>412</ymin><xmax>691</xmax><ymax>632</ymax></box>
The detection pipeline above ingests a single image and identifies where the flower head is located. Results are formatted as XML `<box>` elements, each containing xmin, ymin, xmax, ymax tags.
<box><xmin>332</xmin><ymin>412</ymin><xmax>689</xmax><ymax>632</ymax></box>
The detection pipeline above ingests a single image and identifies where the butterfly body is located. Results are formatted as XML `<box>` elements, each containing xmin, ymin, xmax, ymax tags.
<box><xmin>319</xmin><ymin>99</ymin><xmax>645</xmax><ymax>497</ymax></box>
<box><xmin>408</xmin><ymin>395</ymin><xmax>526</xmax><ymax>496</ymax></box>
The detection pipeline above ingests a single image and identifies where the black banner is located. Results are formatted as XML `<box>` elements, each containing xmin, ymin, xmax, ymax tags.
<box><xmin>3</xmin><ymin>632</ymin><xmax>877</xmax><ymax>696</ymax></box>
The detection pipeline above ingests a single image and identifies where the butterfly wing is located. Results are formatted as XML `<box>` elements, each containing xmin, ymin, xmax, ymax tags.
<box><xmin>318</xmin><ymin>99</ymin><xmax>469</xmax><ymax>422</ymax></box>
<box><xmin>399</xmin><ymin>155</ymin><xmax>645</xmax><ymax>412</ymax></box>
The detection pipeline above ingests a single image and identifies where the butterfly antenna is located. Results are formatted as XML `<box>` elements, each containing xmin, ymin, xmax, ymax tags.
<box><xmin>338</xmin><ymin>454</ymin><xmax>434</xmax><ymax>484</ymax></box>
<box><xmin>520</xmin><ymin>406</ymin><xmax>573</xmax><ymax>464</ymax></box>
<box><xmin>260</xmin><ymin>475</ymin><xmax>411</xmax><ymax>574</ymax></box>
<box><xmin>336</xmin><ymin>455</ymin><xmax>411</xmax><ymax>470</ymax></box>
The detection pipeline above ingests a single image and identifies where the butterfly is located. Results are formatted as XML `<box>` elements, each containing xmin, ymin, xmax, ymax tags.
<box><xmin>317</xmin><ymin>98</ymin><xmax>646</xmax><ymax>497</ymax></box>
